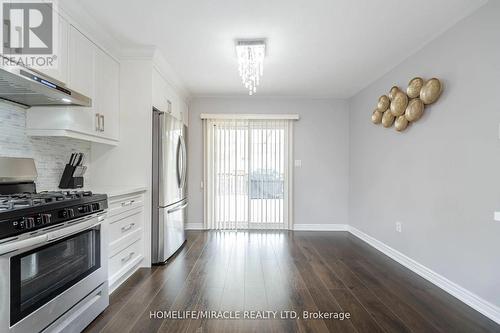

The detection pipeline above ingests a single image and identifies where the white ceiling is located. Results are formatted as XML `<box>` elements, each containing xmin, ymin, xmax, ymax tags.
<box><xmin>73</xmin><ymin>0</ymin><xmax>485</xmax><ymax>98</ymax></box>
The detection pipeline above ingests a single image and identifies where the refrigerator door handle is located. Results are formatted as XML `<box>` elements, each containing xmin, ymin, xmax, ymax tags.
<box><xmin>176</xmin><ymin>137</ymin><xmax>182</xmax><ymax>187</ymax></box>
<box><xmin>180</xmin><ymin>134</ymin><xmax>187</xmax><ymax>190</ymax></box>
<box><xmin>167</xmin><ymin>202</ymin><xmax>188</xmax><ymax>214</ymax></box>
<box><xmin>158</xmin><ymin>112</ymin><xmax>166</xmax><ymax>205</ymax></box>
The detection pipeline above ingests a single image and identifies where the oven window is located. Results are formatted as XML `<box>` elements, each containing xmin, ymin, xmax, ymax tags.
<box><xmin>10</xmin><ymin>228</ymin><xmax>100</xmax><ymax>325</ymax></box>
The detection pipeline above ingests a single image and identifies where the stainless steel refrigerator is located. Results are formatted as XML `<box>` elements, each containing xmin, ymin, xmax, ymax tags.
<box><xmin>152</xmin><ymin>108</ymin><xmax>188</xmax><ymax>264</ymax></box>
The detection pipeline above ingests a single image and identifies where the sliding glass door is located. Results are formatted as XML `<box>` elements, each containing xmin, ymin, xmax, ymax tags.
<box><xmin>204</xmin><ymin>119</ymin><xmax>292</xmax><ymax>230</ymax></box>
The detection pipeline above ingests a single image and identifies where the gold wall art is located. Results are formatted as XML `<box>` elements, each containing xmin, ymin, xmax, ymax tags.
<box><xmin>371</xmin><ymin>110</ymin><xmax>383</xmax><ymax>124</ymax></box>
<box><xmin>407</xmin><ymin>77</ymin><xmax>424</xmax><ymax>98</ymax></box>
<box><xmin>370</xmin><ymin>77</ymin><xmax>443</xmax><ymax>132</ymax></box>
<box><xmin>381</xmin><ymin>110</ymin><xmax>395</xmax><ymax>127</ymax></box>
<box><xmin>377</xmin><ymin>95</ymin><xmax>390</xmax><ymax>112</ymax></box>
<box><xmin>420</xmin><ymin>78</ymin><xmax>442</xmax><ymax>104</ymax></box>
<box><xmin>395</xmin><ymin>115</ymin><xmax>408</xmax><ymax>131</ymax></box>
<box><xmin>405</xmin><ymin>98</ymin><xmax>424</xmax><ymax>122</ymax></box>
<box><xmin>389</xmin><ymin>86</ymin><xmax>399</xmax><ymax>100</ymax></box>
<box><xmin>390</xmin><ymin>91</ymin><xmax>408</xmax><ymax>116</ymax></box>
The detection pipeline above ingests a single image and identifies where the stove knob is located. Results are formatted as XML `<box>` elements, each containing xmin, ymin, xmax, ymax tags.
<box><xmin>34</xmin><ymin>215</ymin><xmax>43</xmax><ymax>226</ymax></box>
<box><xmin>41</xmin><ymin>214</ymin><xmax>52</xmax><ymax>224</ymax></box>
<box><xmin>78</xmin><ymin>205</ymin><xmax>91</xmax><ymax>213</ymax></box>
<box><xmin>13</xmin><ymin>219</ymin><xmax>24</xmax><ymax>230</ymax></box>
<box><xmin>58</xmin><ymin>209</ymin><xmax>74</xmax><ymax>219</ymax></box>
<box><xmin>24</xmin><ymin>217</ymin><xmax>35</xmax><ymax>229</ymax></box>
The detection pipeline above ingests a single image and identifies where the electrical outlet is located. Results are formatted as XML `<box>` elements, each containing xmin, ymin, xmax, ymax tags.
<box><xmin>395</xmin><ymin>221</ymin><xmax>402</xmax><ymax>233</ymax></box>
<box><xmin>494</xmin><ymin>212</ymin><xmax>500</xmax><ymax>222</ymax></box>
<box><xmin>294</xmin><ymin>160</ymin><xmax>302</xmax><ymax>167</ymax></box>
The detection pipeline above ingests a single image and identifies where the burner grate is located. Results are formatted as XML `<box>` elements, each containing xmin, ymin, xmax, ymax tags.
<box><xmin>0</xmin><ymin>191</ymin><xmax>94</xmax><ymax>211</ymax></box>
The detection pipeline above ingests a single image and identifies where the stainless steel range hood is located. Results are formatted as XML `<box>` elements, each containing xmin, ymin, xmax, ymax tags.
<box><xmin>0</xmin><ymin>57</ymin><xmax>92</xmax><ymax>108</ymax></box>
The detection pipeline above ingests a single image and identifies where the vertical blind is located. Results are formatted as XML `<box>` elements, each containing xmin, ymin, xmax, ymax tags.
<box><xmin>203</xmin><ymin>118</ymin><xmax>294</xmax><ymax>230</ymax></box>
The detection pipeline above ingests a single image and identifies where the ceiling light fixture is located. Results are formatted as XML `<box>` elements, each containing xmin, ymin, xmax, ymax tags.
<box><xmin>236</xmin><ymin>39</ymin><xmax>266</xmax><ymax>95</ymax></box>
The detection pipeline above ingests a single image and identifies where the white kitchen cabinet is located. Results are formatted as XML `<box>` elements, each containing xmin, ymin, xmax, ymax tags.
<box><xmin>152</xmin><ymin>68</ymin><xmax>170</xmax><ymax>114</ymax></box>
<box><xmin>95</xmin><ymin>47</ymin><xmax>120</xmax><ymax>141</ymax></box>
<box><xmin>105</xmin><ymin>189</ymin><xmax>145</xmax><ymax>293</ymax></box>
<box><xmin>35</xmin><ymin>14</ymin><xmax>69</xmax><ymax>84</ymax></box>
<box><xmin>181</xmin><ymin>100</ymin><xmax>189</xmax><ymax>127</ymax></box>
<box><xmin>152</xmin><ymin>68</ymin><xmax>181</xmax><ymax>120</ymax></box>
<box><xmin>68</xmin><ymin>26</ymin><xmax>95</xmax><ymax>98</ymax></box>
<box><xmin>26</xmin><ymin>24</ymin><xmax>120</xmax><ymax>145</ymax></box>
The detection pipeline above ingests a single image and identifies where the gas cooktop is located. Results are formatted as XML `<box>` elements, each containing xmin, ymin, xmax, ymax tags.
<box><xmin>0</xmin><ymin>190</ymin><xmax>108</xmax><ymax>240</ymax></box>
<box><xmin>0</xmin><ymin>191</ymin><xmax>94</xmax><ymax>211</ymax></box>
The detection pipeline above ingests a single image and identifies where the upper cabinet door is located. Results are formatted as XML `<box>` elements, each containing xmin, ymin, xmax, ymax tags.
<box><xmin>181</xmin><ymin>100</ymin><xmax>189</xmax><ymax>127</ymax></box>
<box><xmin>152</xmin><ymin>68</ymin><xmax>168</xmax><ymax>112</ymax></box>
<box><xmin>68</xmin><ymin>26</ymin><xmax>95</xmax><ymax>99</ymax></box>
<box><xmin>152</xmin><ymin>68</ymin><xmax>183</xmax><ymax>121</ymax></box>
<box><xmin>95</xmin><ymin>47</ymin><xmax>120</xmax><ymax>141</ymax></box>
<box><xmin>35</xmin><ymin>14</ymin><xmax>69</xmax><ymax>84</ymax></box>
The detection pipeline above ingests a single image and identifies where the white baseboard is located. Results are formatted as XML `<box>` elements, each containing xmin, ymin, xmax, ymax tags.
<box><xmin>348</xmin><ymin>226</ymin><xmax>500</xmax><ymax>325</ymax></box>
<box><xmin>186</xmin><ymin>223</ymin><xmax>348</xmax><ymax>231</ymax></box>
<box><xmin>294</xmin><ymin>223</ymin><xmax>348</xmax><ymax>231</ymax></box>
<box><xmin>185</xmin><ymin>222</ymin><xmax>205</xmax><ymax>230</ymax></box>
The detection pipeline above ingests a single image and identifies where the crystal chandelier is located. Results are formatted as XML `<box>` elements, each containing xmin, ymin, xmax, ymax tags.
<box><xmin>236</xmin><ymin>40</ymin><xmax>266</xmax><ymax>95</ymax></box>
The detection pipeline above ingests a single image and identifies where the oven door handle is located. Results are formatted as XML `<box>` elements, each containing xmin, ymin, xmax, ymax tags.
<box><xmin>0</xmin><ymin>234</ymin><xmax>49</xmax><ymax>256</ymax></box>
<box><xmin>47</xmin><ymin>215</ymin><xmax>103</xmax><ymax>241</ymax></box>
<box><xmin>0</xmin><ymin>215</ymin><xmax>104</xmax><ymax>255</ymax></box>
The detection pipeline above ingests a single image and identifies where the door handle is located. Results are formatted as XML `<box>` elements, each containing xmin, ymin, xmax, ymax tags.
<box><xmin>121</xmin><ymin>223</ymin><xmax>135</xmax><ymax>232</ymax></box>
<box><xmin>0</xmin><ymin>214</ymin><xmax>103</xmax><ymax>255</ymax></box>
<box><xmin>121</xmin><ymin>200</ymin><xmax>135</xmax><ymax>207</ymax></box>
<box><xmin>167</xmin><ymin>202</ymin><xmax>188</xmax><ymax>214</ymax></box>
<box><xmin>180</xmin><ymin>135</ymin><xmax>187</xmax><ymax>189</ymax></box>
<box><xmin>176</xmin><ymin>137</ymin><xmax>182</xmax><ymax>187</ymax></box>
<box><xmin>121</xmin><ymin>252</ymin><xmax>135</xmax><ymax>263</ymax></box>
<box><xmin>95</xmin><ymin>113</ymin><xmax>100</xmax><ymax>131</ymax></box>
<box><xmin>157</xmin><ymin>111</ymin><xmax>165</xmax><ymax>205</ymax></box>
<box><xmin>167</xmin><ymin>99</ymin><xmax>172</xmax><ymax>114</ymax></box>
<box><xmin>100</xmin><ymin>115</ymin><xmax>105</xmax><ymax>132</ymax></box>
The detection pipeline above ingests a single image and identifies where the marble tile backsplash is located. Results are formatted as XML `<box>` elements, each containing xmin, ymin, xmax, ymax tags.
<box><xmin>0</xmin><ymin>103</ymin><xmax>91</xmax><ymax>191</ymax></box>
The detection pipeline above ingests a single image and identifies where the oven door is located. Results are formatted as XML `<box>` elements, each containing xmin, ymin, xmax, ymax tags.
<box><xmin>0</xmin><ymin>213</ymin><xmax>108</xmax><ymax>333</ymax></box>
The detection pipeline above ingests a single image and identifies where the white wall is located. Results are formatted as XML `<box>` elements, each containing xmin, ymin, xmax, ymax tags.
<box><xmin>349</xmin><ymin>0</ymin><xmax>500</xmax><ymax>308</ymax></box>
<box><xmin>187</xmin><ymin>97</ymin><xmax>350</xmax><ymax>227</ymax></box>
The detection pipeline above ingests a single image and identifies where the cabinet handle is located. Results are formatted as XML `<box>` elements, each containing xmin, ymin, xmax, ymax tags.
<box><xmin>167</xmin><ymin>100</ymin><xmax>172</xmax><ymax>114</ymax></box>
<box><xmin>121</xmin><ymin>223</ymin><xmax>135</xmax><ymax>232</ymax></box>
<box><xmin>121</xmin><ymin>252</ymin><xmax>135</xmax><ymax>263</ymax></box>
<box><xmin>121</xmin><ymin>200</ymin><xmax>135</xmax><ymax>207</ymax></box>
<box><xmin>100</xmin><ymin>115</ymin><xmax>105</xmax><ymax>132</ymax></box>
<box><xmin>95</xmin><ymin>113</ymin><xmax>100</xmax><ymax>131</ymax></box>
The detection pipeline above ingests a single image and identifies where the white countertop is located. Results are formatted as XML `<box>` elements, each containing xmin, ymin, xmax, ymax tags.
<box><xmin>90</xmin><ymin>186</ymin><xmax>147</xmax><ymax>198</ymax></box>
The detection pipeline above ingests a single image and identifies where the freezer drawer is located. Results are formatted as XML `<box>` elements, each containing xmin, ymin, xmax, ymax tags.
<box><xmin>154</xmin><ymin>200</ymin><xmax>187</xmax><ymax>264</ymax></box>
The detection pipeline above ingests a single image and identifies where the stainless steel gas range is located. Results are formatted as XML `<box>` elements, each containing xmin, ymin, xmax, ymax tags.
<box><xmin>0</xmin><ymin>157</ymin><xmax>109</xmax><ymax>333</ymax></box>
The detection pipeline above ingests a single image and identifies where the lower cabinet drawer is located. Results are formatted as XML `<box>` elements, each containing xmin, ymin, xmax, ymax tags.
<box><xmin>109</xmin><ymin>208</ymin><xmax>143</xmax><ymax>242</ymax></box>
<box><xmin>108</xmin><ymin>194</ymin><xmax>144</xmax><ymax>218</ymax></box>
<box><xmin>108</xmin><ymin>239</ymin><xmax>142</xmax><ymax>276</ymax></box>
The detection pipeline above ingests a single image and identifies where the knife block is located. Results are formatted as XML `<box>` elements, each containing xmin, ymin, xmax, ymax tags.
<box><xmin>59</xmin><ymin>164</ymin><xmax>84</xmax><ymax>189</ymax></box>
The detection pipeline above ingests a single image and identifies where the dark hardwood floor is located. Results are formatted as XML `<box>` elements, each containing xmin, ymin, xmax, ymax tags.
<box><xmin>84</xmin><ymin>231</ymin><xmax>500</xmax><ymax>333</ymax></box>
